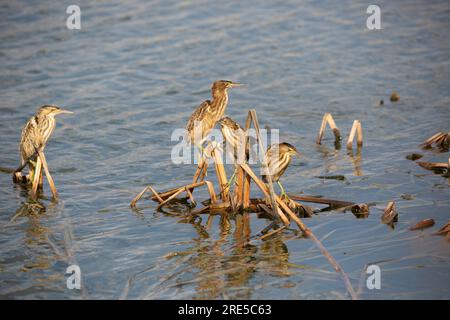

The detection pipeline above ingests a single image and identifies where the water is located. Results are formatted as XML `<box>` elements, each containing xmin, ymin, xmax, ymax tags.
<box><xmin>0</xmin><ymin>0</ymin><xmax>449</xmax><ymax>299</ymax></box>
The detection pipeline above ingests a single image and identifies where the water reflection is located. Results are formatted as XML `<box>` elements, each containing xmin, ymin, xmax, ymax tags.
<box><xmin>11</xmin><ymin>200</ymin><xmax>56</xmax><ymax>272</ymax></box>
<box><xmin>156</xmin><ymin>211</ymin><xmax>293</xmax><ymax>299</ymax></box>
<box><xmin>347</xmin><ymin>147</ymin><xmax>363</xmax><ymax>176</ymax></box>
<box><xmin>315</xmin><ymin>143</ymin><xmax>363</xmax><ymax>176</ymax></box>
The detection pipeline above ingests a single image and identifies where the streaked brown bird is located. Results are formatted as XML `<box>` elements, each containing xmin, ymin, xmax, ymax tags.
<box><xmin>262</xmin><ymin>142</ymin><xmax>299</xmax><ymax>197</ymax></box>
<box><xmin>185</xmin><ymin>80</ymin><xmax>241</xmax><ymax>149</ymax></box>
<box><xmin>14</xmin><ymin>105</ymin><xmax>73</xmax><ymax>184</ymax></box>
<box><xmin>218</xmin><ymin>116</ymin><xmax>247</xmax><ymax>162</ymax></box>
<box><xmin>218</xmin><ymin>116</ymin><xmax>248</xmax><ymax>186</ymax></box>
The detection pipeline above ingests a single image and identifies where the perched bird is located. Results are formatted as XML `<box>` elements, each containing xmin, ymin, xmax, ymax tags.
<box><xmin>262</xmin><ymin>142</ymin><xmax>300</xmax><ymax>197</ymax></box>
<box><xmin>14</xmin><ymin>105</ymin><xmax>73</xmax><ymax>184</ymax></box>
<box><xmin>185</xmin><ymin>80</ymin><xmax>241</xmax><ymax>149</ymax></box>
<box><xmin>218</xmin><ymin>116</ymin><xmax>248</xmax><ymax>187</ymax></box>
<box><xmin>218</xmin><ymin>116</ymin><xmax>247</xmax><ymax>163</ymax></box>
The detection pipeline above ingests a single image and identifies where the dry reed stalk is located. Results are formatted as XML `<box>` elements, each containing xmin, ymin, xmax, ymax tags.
<box><xmin>147</xmin><ymin>185</ymin><xmax>164</xmax><ymax>203</ymax></box>
<box><xmin>37</xmin><ymin>150</ymin><xmax>58</xmax><ymax>200</ymax></box>
<box><xmin>234</xmin><ymin>168</ymin><xmax>244</xmax><ymax>208</ymax></box>
<box><xmin>131</xmin><ymin>181</ymin><xmax>208</xmax><ymax>208</ymax></box>
<box><xmin>289</xmin><ymin>195</ymin><xmax>354</xmax><ymax>208</ymax></box>
<box><xmin>193</xmin><ymin>157</ymin><xmax>209</xmax><ymax>183</ymax></box>
<box><xmin>151</xmin><ymin>181</ymin><xmax>207</xmax><ymax>200</ymax></box>
<box><xmin>193</xmin><ymin>158</ymin><xmax>204</xmax><ymax>183</ymax></box>
<box><xmin>240</xmin><ymin>163</ymin><xmax>289</xmax><ymax>225</ymax></box>
<box><xmin>204</xmin><ymin>181</ymin><xmax>217</xmax><ymax>204</ymax></box>
<box><xmin>156</xmin><ymin>188</ymin><xmax>185</xmax><ymax>209</ymax></box>
<box><xmin>242</xmin><ymin>113</ymin><xmax>252</xmax><ymax>210</ymax></box>
<box><xmin>233</xmin><ymin>112</ymin><xmax>253</xmax><ymax>209</ymax></box>
<box><xmin>316</xmin><ymin>113</ymin><xmax>341</xmax><ymax>144</ymax></box>
<box><xmin>212</xmin><ymin>148</ymin><xmax>229</xmax><ymax>202</ymax></box>
<box><xmin>420</xmin><ymin>132</ymin><xmax>449</xmax><ymax>149</ymax></box>
<box><xmin>243</xmin><ymin>171</ymin><xmax>251</xmax><ymax>209</ymax></box>
<box><xmin>417</xmin><ymin>161</ymin><xmax>449</xmax><ymax>171</ymax></box>
<box><xmin>199</xmin><ymin>157</ymin><xmax>209</xmax><ymax>181</ymax></box>
<box><xmin>130</xmin><ymin>186</ymin><xmax>150</xmax><ymax>208</ymax></box>
<box><xmin>184</xmin><ymin>187</ymin><xmax>196</xmax><ymax>206</ymax></box>
<box><xmin>346</xmin><ymin>120</ymin><xmax>363</xmax><ymax>150</ymax></box>
<box><xmin>210</xmin><ymin>202</ymin><xmax>231</xmax><ymax>212</ymax></box>
<box><xmin>249</xmin><ymin>109</ymin><xmax>280</xmax><ymax>220</ymax></box>
<box><xmin>240</xmin><ymin>162</ymin><xmax>357</xmax><ymax>299</ymax></box>
<box><xmin>30</xmin><ymin>156</ymin><xmax>42</xmax><ymax>199</ymax></box>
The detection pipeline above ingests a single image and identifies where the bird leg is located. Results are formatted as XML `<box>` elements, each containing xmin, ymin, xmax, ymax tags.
<box><xmin>30</xmin><ymin>156</ymin><xmax>42</xmax><ymax>199</ymax></box>
<box><xmin>13</xmin><ymin>148</ymin><xmax>40</xmax><ymax>185</ymax></box>
<box><xmin>37</xmin><ymin>149</ymin><xmax>58</xmax><ymax>200</ymax></box>
<box><xmin>277</xmin><ymin>181</ymin><xmax>291</xmax><ymax>203</ymax></box>
<box><xmin>222</xmin><ymin>167</ymin><xmax>238</xmax><ymax>193</ymax></box>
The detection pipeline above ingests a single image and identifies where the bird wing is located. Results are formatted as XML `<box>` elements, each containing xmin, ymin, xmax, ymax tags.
<box><xmin>19</xmin><ymin>116</ymin><xmax>40</xmax><ymax>164</ymax></box>
<box><xmin>262</xmin><ymin>144</ymin><xmax>281</xmax><ymax>179</ymax></box>
<box><xmin>186</xmin><ymin>100</ymin><xmax>212</xmax><ymax>143</ymax></box>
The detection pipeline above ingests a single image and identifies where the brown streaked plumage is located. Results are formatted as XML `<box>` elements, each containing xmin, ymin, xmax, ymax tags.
<box><xmin>15</xmin><ymin>105</ymin><xmax>73</xmax><ymax>183</ymax></box>
<box><xmin>185</xmin><ymin>80</ymin><xmax>241</xmax><ymax>147</ymax></box>
<box><xmin>262</xmin><ymin>143</ymin><xmax>299</xmax><ymax>195</ymax></box>
<box><xmin>218</xmin><ymin>116</ymin><xmax>247</xmax><ymax>163</ymax></box>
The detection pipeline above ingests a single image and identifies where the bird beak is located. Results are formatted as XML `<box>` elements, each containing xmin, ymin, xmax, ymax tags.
<box><xmin>230</xmin><ymin>82</ymin><xmax>244</xmax><ymax>87</ymax></box>
<box><xmin>290</xmin><ymin>150</ymin><xmax>301</xmax><ymax>157</ymax></box>
<box><xmin>57</xmin><ymin>108</ymin><xmax>74</xmax><ymax>115</ymax></box>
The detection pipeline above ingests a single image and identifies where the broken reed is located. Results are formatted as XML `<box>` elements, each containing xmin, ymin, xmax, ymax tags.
<box><xmin>316</xmin><ymin>113</ymin><xmax>363</xmax><ymax>151</ymax></box>
<box><xmin>316</xmin><ymin>113</ymin><xmax>341</xmax><ymax>144</ymax></box>
<box><xmin>131</xmin><ymin>108</ymin><xmax>359</xmax><ymax>300</ymax></box>
<box><xmin>420</xmin><ymin>131</ymin><xmax>450</xmax><ymax>150</ymax></box>
<box><xmin>15</xmin><ymin>148</ymin><xmax>59</xmax><ymax>201</ymax></box>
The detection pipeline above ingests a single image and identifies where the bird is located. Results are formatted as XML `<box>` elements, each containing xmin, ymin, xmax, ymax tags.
<box><xmin>218</xmin><ymin>116</ymin><xmax>248</xmax><ymax>187</ymax></box>
<box><xmin>185</xmin><ymin>80</ymin><xmax>241</xmax><ymax>150</ymax></box>
<box><xmin>218</xmin><ymin>116</ymin><xmax>247</xmax><ymax>162</ymax></box>
<box><xmin>14</xmin><ymin>105</ymin><xmax>73</xmax><ymax>184</ymax></box>
<box><xmin>262</xmin><ymin>142</ymin><xmax>300</xmax><ymax>198</ymax></box>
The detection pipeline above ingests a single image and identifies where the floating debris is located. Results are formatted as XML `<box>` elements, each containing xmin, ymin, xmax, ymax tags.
<box><xmin>351</xmin><ymin>203</ymin><xmax>369</xmax><ymax>218</ymax></box>
<box><xmin>390</xmin><ymin>91</ymin><xmax>400</xmax><ymax>102</ymax></box>
<box><xmin>420</xmin><ymin>132</ymin><xmax>450</xmax><ymax>151</ymax></box>
<box><xmin>417</xmin><ymin>160</ymin><xmax>449</xmax><ymax>173</ymax></box>
<box><xmin>316</xmin><ymin>175</ymin><xmax>346</xmax><ymax>181</ymax></box>
<box><xmin>381</xmin><ymin>201</ymin><xmax>398</xmax><ymax>225</ymax></box>
<box><xmin>379</xmin><ymin>99</ymin><xmax>384</xmax><ymax>105</ymax></box>
<box><xmin>289</xmin><ymin>195</ymin><xmax>354</xmax><ymax>211</ymax></box>
<box><xmin>406</xmin><ymin>153</ymin><xmax>423</xmax><ymax>161</ymax></box>
<box><xmin>400</xmin><ymin>194</ymin><xmax>415</xmax><ymax>200</ymax></box>
<box><xmin>409</xmin><ymin>219</ymin><xmax>435</xmax><ymax>231</ymax></box>
<box><xmin>434</xmin><ymin>221</ymin><xmax>450</xmax><ymax>237</ymax></box>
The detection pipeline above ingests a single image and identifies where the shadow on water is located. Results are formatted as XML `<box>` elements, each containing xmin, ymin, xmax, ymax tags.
<box><xmin>123</xmin><ymin>205</ymin><xmax>299</xmax><ymax>299</ymax></box>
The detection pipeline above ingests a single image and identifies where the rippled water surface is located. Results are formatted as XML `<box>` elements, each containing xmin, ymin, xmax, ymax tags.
<box><xmin>0</xmin><ymin>0</ymin><xmax>449</xmax><ymax>299</ymax></box>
